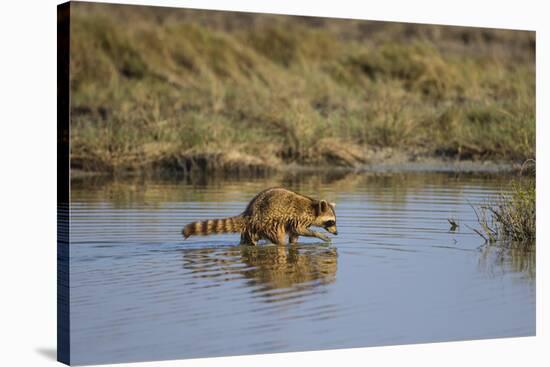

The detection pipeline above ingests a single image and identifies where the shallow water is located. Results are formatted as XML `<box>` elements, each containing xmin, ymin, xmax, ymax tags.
<box><xmin>68</xmin><ymin>172</ymin><xmax>535</xmax><ymax>365</ymax></box>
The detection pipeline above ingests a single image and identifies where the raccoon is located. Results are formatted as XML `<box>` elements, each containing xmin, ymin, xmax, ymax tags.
<box><xmin>182</xmin><ymin>187</ymin><xmax>338</xmax><ymax>246</ymax></box>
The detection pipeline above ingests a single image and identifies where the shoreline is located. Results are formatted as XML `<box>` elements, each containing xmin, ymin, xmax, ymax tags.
<box><xmin>70</xmin><ymin>152</ymin><xmax>526</xmax><ymax>180</ymax></box>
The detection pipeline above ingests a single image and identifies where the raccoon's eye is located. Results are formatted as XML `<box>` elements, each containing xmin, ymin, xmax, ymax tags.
<box><xmin>324</xmin><ymin>220</ymin><xmax>335</xmax><ymax>227</ymax></box>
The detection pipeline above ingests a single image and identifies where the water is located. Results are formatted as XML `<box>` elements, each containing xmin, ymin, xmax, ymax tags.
<box><xmin>68</xmin><ymin>172</ymin><xmax>535</xmax><ymax>365</ymax></box>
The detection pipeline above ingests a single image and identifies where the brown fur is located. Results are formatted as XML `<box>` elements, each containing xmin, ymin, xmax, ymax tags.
<box><xmin>182</xmin><ymin>187</ymin><xmax>338</xmax><ymax>245</ymax></box>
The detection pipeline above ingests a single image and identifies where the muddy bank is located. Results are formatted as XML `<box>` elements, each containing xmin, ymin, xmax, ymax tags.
<box><xmin>70</xmin><ymin>147</ymin><xmax>526</xmax><ymax>180</ymax></box>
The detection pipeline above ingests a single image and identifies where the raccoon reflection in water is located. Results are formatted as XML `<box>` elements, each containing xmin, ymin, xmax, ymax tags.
<box><xmin>180</xmin><ymin>244</ymin><xmax>338</xmax><ymax>291</ymax></box>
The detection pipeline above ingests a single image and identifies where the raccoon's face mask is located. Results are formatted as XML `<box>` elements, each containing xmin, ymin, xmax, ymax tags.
<box><xmin>315</xmin><ymin>200</ymin><xmax>338</xmax><ymax>235</ymax></box>
<box><xmin>323</xmin><ymin>219</ymin><xmax>338</xmax><ymax>235</ymax></box>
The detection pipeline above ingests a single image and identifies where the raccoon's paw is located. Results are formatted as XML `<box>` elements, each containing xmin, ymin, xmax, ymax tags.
<box><xmin>315</xmin><ymin>232</ymin><xmax>331</xmax><ymax>242</ymax></box>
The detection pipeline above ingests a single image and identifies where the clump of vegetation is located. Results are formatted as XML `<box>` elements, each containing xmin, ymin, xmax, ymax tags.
<box><xmin>68</xmin><ymin>3</ymin><xmax>535</xmax><ymax>174</ymax></box>
<box><xmin>474</xmin><ymin>177</ymin><xmax>535</xmax><ymax>245</ymax></box>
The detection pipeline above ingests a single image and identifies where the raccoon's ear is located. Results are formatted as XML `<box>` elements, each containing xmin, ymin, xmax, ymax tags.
<box><xmin>319</xmin><ymin>200</ymin><xmax>328</xmax><ymax>213</ymax></box>
<box><xmin>329</xmin><ymin>202</ymin><xmax>336</xmax><ymax>208</ymax></box>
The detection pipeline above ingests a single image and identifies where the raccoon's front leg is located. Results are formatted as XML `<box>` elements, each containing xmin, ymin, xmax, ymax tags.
<box><xmin>264</xmin><ymin>228</ymin><xmax>287</xmax><ymax>246</ymax></box>
<box><xmin>296</xmin><ymin>228</ymin><xmax>330</xmax><ymax>242</ymax></box>
<box><xmin>289</xmin><ymin>234</ymin><xmax>299</xmax><ymax>244</ymax></box>
<box><xmin>274</xmin><ymin>231</ymin><xmax>287</xmax><ymax>246</ymax></box>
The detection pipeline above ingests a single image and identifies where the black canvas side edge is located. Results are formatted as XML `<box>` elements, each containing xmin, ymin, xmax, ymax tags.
<box><xmin>57</xmin><ymin>2</ymin><xmax>71</xmax><ymax>365</ymax></box>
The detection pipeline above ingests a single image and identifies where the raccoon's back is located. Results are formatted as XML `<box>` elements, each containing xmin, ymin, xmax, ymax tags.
<box><xmin>244</xmin><ymin>188</ymin><xmax>315</xmax><ymax>221</ymax></box>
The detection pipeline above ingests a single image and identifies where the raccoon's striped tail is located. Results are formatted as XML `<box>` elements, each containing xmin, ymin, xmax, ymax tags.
<box><xmin>182</xmin><ymin>215</ymin><xmax>245</xmax><ymax>239</ymax></box>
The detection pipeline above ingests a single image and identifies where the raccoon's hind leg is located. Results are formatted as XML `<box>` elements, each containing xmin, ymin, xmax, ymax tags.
<box><xmin>289</xmin><ymin>233</ymin><xmax>299</xmax><ymax>244</ymax></box>
<box><xmin>240</xmin><ymin>231</ymin><xmax>258</xmax><ymax>246</ymax></box>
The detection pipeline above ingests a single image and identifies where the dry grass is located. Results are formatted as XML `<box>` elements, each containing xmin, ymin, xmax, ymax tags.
<box><xmin>68</xmin><ymin>3</ymin><xmax>535</xmax><ymax>174</ymax></box>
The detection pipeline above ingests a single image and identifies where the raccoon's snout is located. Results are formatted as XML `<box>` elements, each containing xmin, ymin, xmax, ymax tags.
<box><xmin>324</xmin><ymin>225</ymin><xmax>338</xmax><ymax>235</ymax></box>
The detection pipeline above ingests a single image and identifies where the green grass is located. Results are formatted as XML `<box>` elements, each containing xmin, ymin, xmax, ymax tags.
<box><xmin>69</xmin><ymin>3</ymin><xmax>536</xmax><ymax>173</ymax></box>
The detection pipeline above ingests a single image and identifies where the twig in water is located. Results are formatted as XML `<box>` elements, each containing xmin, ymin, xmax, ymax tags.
<box><xmin>447</xmin><ymin>218</ymin><xmax>459</xmax><ymax>231</ymax></box>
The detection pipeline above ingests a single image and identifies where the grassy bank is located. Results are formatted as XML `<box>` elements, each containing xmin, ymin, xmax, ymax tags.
<box><xmin>474</xmin><ymin>173</ymin><xmax>535</xmax><ymax>245</ymax></box>
<box><xmin>69</xmin><ymin>3</ymin><xmax>535</xmax><ymax>174</ymax></box>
